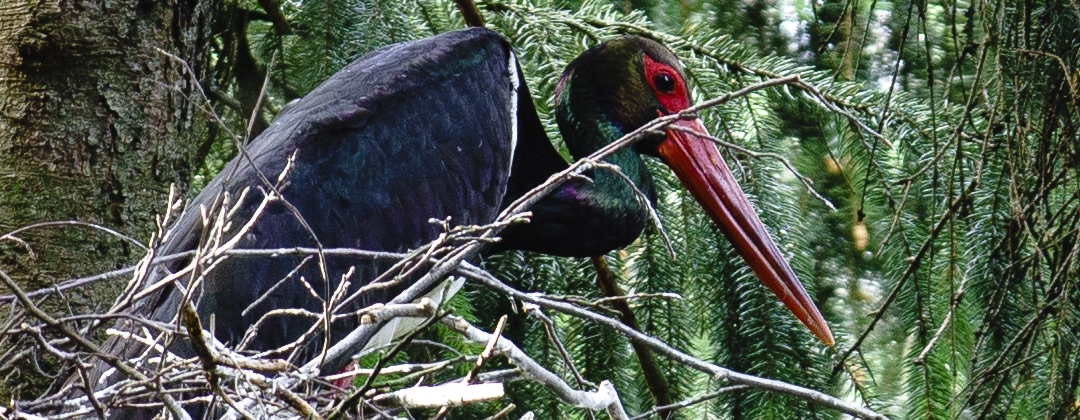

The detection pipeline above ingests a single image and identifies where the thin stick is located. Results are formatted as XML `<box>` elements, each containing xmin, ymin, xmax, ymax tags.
<box><xmin>0</xmin><ymin>268</ymin><xmax>191</xmax><ymax>420</ymax></box>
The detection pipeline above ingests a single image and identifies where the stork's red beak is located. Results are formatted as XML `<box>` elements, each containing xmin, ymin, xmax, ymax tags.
<box><xmin>657</xmin><ymin>118</ymin><xmax>835</xmax><ymax>346</ymax></box>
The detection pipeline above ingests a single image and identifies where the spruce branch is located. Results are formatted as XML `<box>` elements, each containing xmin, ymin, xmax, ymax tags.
<box><xmin>455</xmin><ymin>263</ymin><xmax>889</xmax><ymax>420</ymax></box>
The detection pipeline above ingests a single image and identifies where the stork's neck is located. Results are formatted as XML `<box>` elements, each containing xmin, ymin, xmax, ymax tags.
<box><xmin>492</xmin><ymin>106</ymin><xmax>657</xmax><ymax>257</ymax></box>
<box><xmin>559</xmin><ymin>109</ymin><xmax>656</xmax><ymax>203</ymax></box>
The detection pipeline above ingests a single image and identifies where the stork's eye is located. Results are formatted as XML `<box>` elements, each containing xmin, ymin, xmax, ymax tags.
<box><xmin>653</xmin><ymin>73</ymin><xmax>676</xmax><ymax>93</ymax></box>
<box><xmin>643</xmin><ymin>53</ymin><xmax>689</xmax><ymax>111</ymax></box>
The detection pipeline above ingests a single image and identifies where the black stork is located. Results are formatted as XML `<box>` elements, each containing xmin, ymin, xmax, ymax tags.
<box><xmin>80</xmin><ymin>26</ymin><xmax>832</xmax><ymax>416</ymax></box>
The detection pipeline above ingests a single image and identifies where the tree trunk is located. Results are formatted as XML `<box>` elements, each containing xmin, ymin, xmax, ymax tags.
<box><xmin>0</xmin><ymin>0</ymin><xmax>216</xmax><ymax>398</ymax></box>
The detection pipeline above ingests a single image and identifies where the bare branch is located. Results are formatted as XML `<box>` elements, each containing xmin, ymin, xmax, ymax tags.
<box><xmin>372</xmin><ymin>383</ymin><xmax>504</xmax><ymax>409</ymax></box>
<box><xmin>441</xmin><ymin>315</ymin><xmax>630</xmax><ymax>419</ymax></box>
<box><xmin>455</xmin><ymin>263</ymin><xmax>889</xmax><ymax>420</ymax></box>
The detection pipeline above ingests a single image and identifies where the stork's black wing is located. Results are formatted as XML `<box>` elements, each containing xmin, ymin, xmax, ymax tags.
<box><xmin>94</xmin><ymin>28</ymin><xmax>524</xmax><ymax>390</ymax></box>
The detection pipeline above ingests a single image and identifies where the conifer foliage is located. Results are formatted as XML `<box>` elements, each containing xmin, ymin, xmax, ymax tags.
<box><xmin>4</xmin><ymin>0</ymin><xmax>1077</xmax><ymax>417</ymax></box>
<box><xmin>229</xmin><ymin>0</ymin><xmax>1079</xmax><ymax>416</ymax></box>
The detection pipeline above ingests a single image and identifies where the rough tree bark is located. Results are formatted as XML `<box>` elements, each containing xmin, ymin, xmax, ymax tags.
<box><xmin>0</xmin><ymin>0</ymin><xmax>217</xmax><ymax>398</ymax></box>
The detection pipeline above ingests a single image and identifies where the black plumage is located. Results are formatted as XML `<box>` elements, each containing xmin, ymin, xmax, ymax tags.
<box><xmin>83</xmin><ymin>30</ymin><xmax>527</xmax><ymax>408</ymax></box>
<box><xmin>150</xmin><ymin>28</ymin><xmax>516</xmax><ymax>354</ymax></box>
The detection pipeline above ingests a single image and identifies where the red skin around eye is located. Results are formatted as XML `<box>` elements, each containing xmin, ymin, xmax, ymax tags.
<box><xmin>643</xmin><ymin>53</ymin><xmax>690</xmax><ymax>113</ymax></box>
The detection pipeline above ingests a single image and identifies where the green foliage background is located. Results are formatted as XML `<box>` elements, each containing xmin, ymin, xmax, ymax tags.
<box><xmin>199</xmin><ymin>0</ymin><xmax>1080</xmax><ymax>417</ymax></box>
